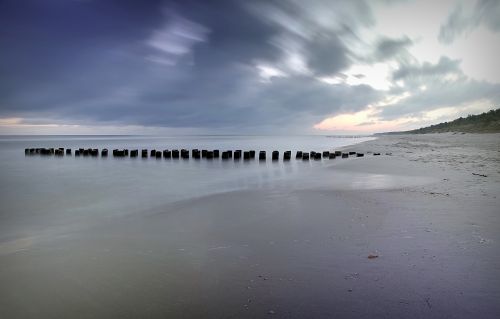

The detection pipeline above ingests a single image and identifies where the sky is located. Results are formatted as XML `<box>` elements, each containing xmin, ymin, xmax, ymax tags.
<box><xmin>0</xmin><ymin>0</ymin><xmax>499</xmax><ymax>135</ymax></box>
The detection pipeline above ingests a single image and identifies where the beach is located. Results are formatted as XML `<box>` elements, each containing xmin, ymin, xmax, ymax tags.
<box><xmin>1</xmin><ymin>133</ymin><xmax>499</xmax><ymax>318</ymax></box>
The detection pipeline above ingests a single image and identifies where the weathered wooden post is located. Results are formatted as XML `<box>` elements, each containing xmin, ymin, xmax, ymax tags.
<box><xmin>234</xmin><ymin>150</ymin><xmax>242</xmax><ymax>160</ymax></box>
<box><xmin>249</xmin><ymin>150</ymin><xmax>255</xmax><ymax>159</ymax></box>
<box><xmin>243</xmin><ymin>151</ymin><xmax>250</xmax><ymax>160</ymax></box>
<box><xmin>302</xmin><ymin>152</ymin><xmax>309</xmax><ymax>160</ymax></box>
<box><xmin>227</xmin><ymin>150</ymin><xmax>233</xmax><ymax>158</ymax></box>
<box><xmin>356</xmin><ymin>153</ymin><xmax>364</xmax><ymax>157</ymax></box>
<box><xmin>342</xmin><ymin>153</ymin><xmax>348</xmax><ymax>158</ymax></box>
<box><xmin>192</xmin><ymin>149</ymin><xmax>200</xmax><ymax>159</ymax></box>
<box><xmin>296</xmin><ymin>151</ymin><xmax>302</xmax><ymax>159</ymax></box>
<box><xmin>349</xmin><ymin>151</ymin><xmax>356</xmax><ymax>156</ymax></box>
<box><xmin>259</xmin><ymin>151</ymin><xmax>266</xmax><ymax>161</ymax></box>
<box><xmin>222</xmin><ymin>151</ymin><xmax>229</xmax><ymax>160</ymax></box>
<box><xmin>130</xmin><ymin>149</ymin><xmax>138</xmax><ymax>157</ymax></box>
<box><xmin>83</xmin><ymin>149</ymin><xmax>90</xmax><ymax>156</ymax></box>
<box><xmin>172</xmin><ymin>149</ymin><xmax>180</xmax><ymax>159</ymax></box>
<box><xmin>207</xmin><ymin>151</ymin><xmax>214</xmax><ymax>159</ymax></box>
<box><xmin>163</xmin><ymin>150</ymin><xmax>172</xmax><ymax>158</ymax></box>
<box><xmin>335</xmin><ymin>151</ymin><xmax>342</xmax><ymax>156</ymax></box>
<box><xmin>192</xmin><ymin>149</ymin><xmax>199</xmax><ymax>157</ymax></box>
<box><xmin>329</xmin><ymin>153</ymin><xmax>336</xmax><ymax>159</ymax></box>
<box><xmin>113</xmin><ymin>149</ymin><xmax>125</xmax><ymax>157</ymax></box>
<box><xmin>91</xmin><ymin>149</ymin><xmax>98</xmax><ymax>157</ymax></box>
<box><xmin>66</xmin><ymin>149</ymin><xmax>72</xmax><ymax>155</ymax></box>
<box><xmin>373</xmin><ymin>152</ymin><xmax>381</xmax><ymax>156</ymax></box>
<box><xmin>284</xmin><ymin>151</ymin><xmax>291</xmax><ymax>160</ymax></box>
<box><xmin>75</xmin><ymin>149</ymin><xmax>81</xmax><ymax>156</ymax></box>
<box><xmin>322</xmin><ymin>151</ymin><xmax>329</xmax><ymax>157</ymax></box>
<box><xmin>202</xmin><ymin>150</ymin><xmax>207</xmax><ymax>158</ymax></box>
<box><xmin>181</xmin><ymin>149</ymin><xmax>189</xmax><ymax>159</ymax></box>
<box><xmin>142</xmin><ymin>149</ymin><xmax>148</xmax><ymax>158</ymax></box>
<box><xmin>314</xmin><ymin>152</ymin><xmax>321</xmax><ymax>160</ymax></box>
<box><xmin>150</xmin><ymin>149</ymin><xmax>156</xmax><ymax>157</ymax></box>
<box><xmin>272</xmin><ymin>151</ymin><xmax>279</xmax><ymax>161</ymax></box>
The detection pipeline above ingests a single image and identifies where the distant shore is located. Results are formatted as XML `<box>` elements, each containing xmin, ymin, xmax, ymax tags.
<box><xmin>1</xmin><ymin>133</ymin><xmax>499</xmax><ymax>318</ymax></box>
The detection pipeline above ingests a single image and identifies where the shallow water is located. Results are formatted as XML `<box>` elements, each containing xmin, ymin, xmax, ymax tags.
<box><xmin>0</xmin><ymin>135</ymin><xmax>374</xmax><ymax>242</ymax></box>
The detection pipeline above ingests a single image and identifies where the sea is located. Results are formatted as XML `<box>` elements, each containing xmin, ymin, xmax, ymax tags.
<box><xmin>0</xmin><ymin>135</ymin><xmax>374</xmax><ymax>243</ymax></box>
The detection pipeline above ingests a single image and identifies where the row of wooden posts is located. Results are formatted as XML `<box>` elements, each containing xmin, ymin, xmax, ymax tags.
<box><xmin>25</xmin><ymin>148</ymin><xmax>381</xmax><ymax>160</ymax></box>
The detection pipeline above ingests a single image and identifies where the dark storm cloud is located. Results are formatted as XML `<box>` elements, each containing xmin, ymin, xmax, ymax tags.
<box><xmin>392</xmin><ymin>56</ymin><xmax>462</xmax><ymax>81</ymax></box>
<box><xmin>0</xmin><ymin>0</ymin><xmax>384</xmax><ymax>131</ymax></box>
<box><xmin>439</xmin><ymin>0</ymin><xmax>500</xmax><ymax>44</ymax></box>
<box><xmin>373</xmin><ymin>36</ymin><xmax>413</xmax><ymax>61</ymax></box>
<box><xmin>2</xmin><ymin>0</ymin><xmax>496</xmax><ymax>132</ymax></box>
<box><xmin>305</xmin><ymin>33</ymin><xmax>350</xmax><ymax>76</ymax></box>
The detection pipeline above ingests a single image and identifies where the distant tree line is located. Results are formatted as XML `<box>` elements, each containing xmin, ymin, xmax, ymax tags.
<box><xmin>380</xmin><ymin>108</ymin><xmax>500</xmax><ymax>134</ymax></box>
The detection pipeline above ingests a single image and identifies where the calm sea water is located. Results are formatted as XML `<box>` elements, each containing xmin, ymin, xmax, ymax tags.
<box><xmin>0</xmin><ymin>135</ymin><xmax>374</xmax><ymax>242</ymax></box>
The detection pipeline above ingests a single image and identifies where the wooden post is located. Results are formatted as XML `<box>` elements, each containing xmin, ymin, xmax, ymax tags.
<box><xmin>259</xmin><ymin>151</ymin><xmax>266</xmax><ymax>160</ymax></box>
<box><xmin>284</xmin><ymin>151</ymin><xmax>291</xmax><ymax>160</ymax></box>
<box><xmin>192</xmin><ymin>149</ymin><xmax>200</xmax><ymax>159</ymax></box>
<box><xmin>234</xmin><ymin>150</ymin><xmax>242</xmax><ymax>160</ymax></box>
<box><xmin>272</xmin><ymin>151</ymin><xmax>279</xmax><ymax>161</ymax></box>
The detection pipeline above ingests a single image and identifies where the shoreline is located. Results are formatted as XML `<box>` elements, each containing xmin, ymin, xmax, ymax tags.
<box><xmin>1</xmin><ymin>133</ymin><xmax>499</xmax><ymax>318</ymax></box>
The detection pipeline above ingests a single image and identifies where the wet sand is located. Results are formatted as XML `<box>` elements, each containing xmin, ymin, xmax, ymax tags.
<box><xmin>1</xmin><ymin>133</ymin><xmax>499</xmax><ymax>318</ymax></box>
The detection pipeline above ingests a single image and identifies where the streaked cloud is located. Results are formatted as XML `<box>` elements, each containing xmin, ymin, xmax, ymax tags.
<box><xmin>146</xmin><ymin>11</ymin><xmax>210</xmax><ymax>66</ymax></box>
<box><xmin>0</xmin><ymin>0</ymin><xmax>498</xmax><ymax>134</ymax></box>
<box><xmin>439</xmin><ymin>0</ymin><xmax>500</xmax><ymax>44</ymax></box>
